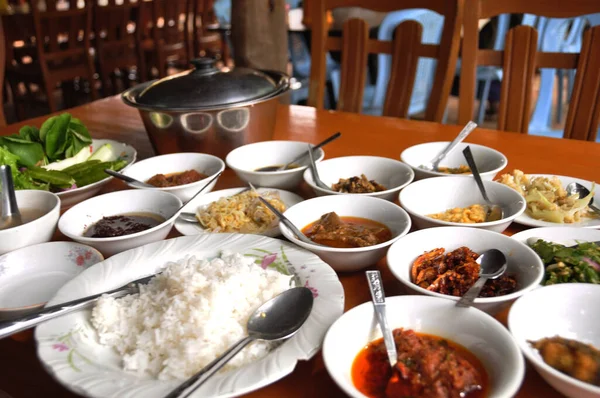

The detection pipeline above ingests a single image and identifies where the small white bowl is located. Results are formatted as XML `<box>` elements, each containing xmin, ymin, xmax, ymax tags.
<box><xmin>121</xmin><ymin>152</ymin><xmax>225</xmax><ymax>202</ymax></box>
<box><xmin>0</xmin><ymin>241</ymin><xmax>103</xmax><ymax>320</ymax></box>
<box><xmin>399</xmin><ymin>176</ymin><xmax>526</xmax><ymax>233</ymax></box>
<box><xmin>58</xmin><ymin>190</ymin><xmax>182</xmax><ymax>257</ymax></box>
<box><xmin>279</xmin><ymin>195</ymin><xmax>411</xmax><ymax>272</ymax></box>
<box><xmin>225</xmin><ymin>140</ymin><xmax>325</xmax><ymax>190</ymax></box>
<box><xmin>387</xmin><ymin>227</ymin><xmax>545</xmax><ymax>315</ymax></box>
<box><xmin>400</xmin><ymin>142</ymin><xmax>507</xmax><ymax>180</ymax></box>
<box><xmin>0</xmin><ymin>190</ymin><xmax>60</xmax><ymax>255</ymax></box>
<box><xmin>303</xmin><ymin>156</ymin><xmax>415</xmax><ymax>201</ymax></box>
<box><xmin>509</xmin><ymin>284</ymin><xmax>600</xmax><ymax>398</ymax></box>
<box><xmin>323</xmin><ymin>295</ymin><xmax>525</xmax><ymax>398</ymax></box>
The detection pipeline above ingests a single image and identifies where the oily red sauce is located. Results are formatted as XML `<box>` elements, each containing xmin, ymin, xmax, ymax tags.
<box><xmin>301</xmin><ymin>212</ymin><xmax>392</xmax><ymax>248</ymax></box>
<box><xmin>146</xmin><ymin>170</ymin><xmax>207</xmax><ymax>187</ymax></box>
<box><xmin>351</xmin><ymin>329</ymin><xmax>488</xmax><ymax>398</ymax></box>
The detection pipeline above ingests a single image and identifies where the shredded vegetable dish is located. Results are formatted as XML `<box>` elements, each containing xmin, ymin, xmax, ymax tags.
<box><xmin>196</xmin><ymin>190</ymin><xmax>286</xmax><ymax>233</ymax></box>
<box><xmin>529</xmin><ymin>239</ymin><xmax>600</xmax><ymax>285</ymax></box>
<box><xmin>499</xmin><ymin>169</ymin><xmax>596</xmax><ymax>223</ymax></box>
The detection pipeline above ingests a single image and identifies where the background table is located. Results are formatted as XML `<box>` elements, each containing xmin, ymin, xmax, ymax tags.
<box><xmin>2</xmin><ymin>96</ymin><xmax>597</xmax><ymax>397</ymax></box>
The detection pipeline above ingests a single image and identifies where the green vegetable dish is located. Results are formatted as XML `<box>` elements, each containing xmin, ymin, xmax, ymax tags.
<box><xmin>0</xmin><ymin>113</ymin><xmax>128</xmax><ymax>192</ymax></box>
<box><xmin>530</xmin><ymin>239</ymin><xmax>600</xmax><ymax>285</ymax></box>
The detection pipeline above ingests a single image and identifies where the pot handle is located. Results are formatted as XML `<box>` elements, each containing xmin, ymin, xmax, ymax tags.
<box><xmin>190</xmin><ymin>58</ymin><xmax>218</xmax><ymax>74</ymax></box>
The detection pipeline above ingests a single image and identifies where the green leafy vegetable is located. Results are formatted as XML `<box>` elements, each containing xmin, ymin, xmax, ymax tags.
<box><xmin>0</xmin><ymin>146</ymin><xmax>47</xmax><ymax>190</ymax></box>
<box><xmin>0</xmin><ymin>135</ymin><xmax>45</xmax><ymax>167</ymax></box>
<box><xmin>530</xmin><ymin>240</ymin><xmax>600</xmax><ymax>285</ymax></box>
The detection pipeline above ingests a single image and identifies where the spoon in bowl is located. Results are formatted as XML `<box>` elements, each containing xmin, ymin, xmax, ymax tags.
<box><xmin>0</xmin><ymin>165</ymin><xmax>23</xmax><ymax>230</ymax></box>
<box><xmin>462</xmin><ymin>146</ymin><xmax>504</xmax><ymax>222</ymax></box>
<box><xmin>307</xmin><ymin>144</ymin><xmax>332</xmax><ymax>191</ymax></box>
<box><xmin>420</xmin><ymin>121</ymin><xmax>477</xmax><ymax>171</ymax></box>
<box><xmin>104</xmin><ymin>169</ymin><xmax>154</xmax><ymax>188</ymax></box>
<box><xmin>566</xmin><ymin>182</ymin><xmax>600</xmax><ymax>215</ymax></box>
<box><xmin>456</xmin><ymin>249</ymin><xmax>507</xmax><ymax>308</ymax></box>
<box><xmin>165</xmin><ymin>287</ymin><xmax>314</xmax><ymax>398</ymax></box>
<box><xmin>366</xmin><ymin>270</ymin><xmax>397</xmax><ymax>367</ymax></box>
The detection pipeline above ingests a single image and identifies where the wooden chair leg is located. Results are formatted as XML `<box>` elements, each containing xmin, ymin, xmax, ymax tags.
<box><xmin>157</xmin><ymin>50</ymin><xmax>167</xmax><ymax>78</ymax></box>
<box><xmin>45</xmin><ymin>80</ymin><xmax>58</xmax><ymax>113</ymax></box>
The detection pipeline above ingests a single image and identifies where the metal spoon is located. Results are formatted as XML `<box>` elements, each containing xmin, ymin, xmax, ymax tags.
<box><xmin>257</xmin><ymin>132</ymin><xmax>342</xmax><ymax>172</ymax></box>
<box><xmin>248</xmin><ymin>182</ymin><xmax>319</xmax><ymax>245</ymax></box>
<box><xmin>566</xmin><ymin>182</ymin><xmax>600</xmax><ymax>215</ymax></box>
<box><xmin>462</xmin><ymin>146</ymin><xmax>504</xmax><ymax>222</ymax></box>
<box><xmin>456</xmin><ymin>249</ymin><xmax>507</xmax><ymax>308</ymax></box>
<box><xmin>307</xmin><ymin>144</ymin><xmax>331</xmax><ymax>190</ymax></box>
<box><xmin>420</xmin><ymin>121</ymin><xmax>477</xmax><ymax>171</ymax></box>
<box><xmin>165</xmin><ymin>287</ymin><xmax>314</xmax><ymax>398</ymax></box>
<box><xmin>366</xmin><ymin>270</ymin><xmax>397</xmax><ymax>367</ymax></box>
<box><xmin>171</xmin><ymin>172</ymin><xmax>222</xmax><ymax>218</ymax></box>
<box><xmin>104</xmin><ymin>169</ymin><xmax>154</xmax><ymax>188</ymax></box>
<box><xmin>0</xmin><ymin>165</ymin><xmax>23</xmax><ymax>229</ymax></box>
<box><xmin>178</xmin><ymin>187</ymin><xmax>252</xmax><ymax>224</ymax></box>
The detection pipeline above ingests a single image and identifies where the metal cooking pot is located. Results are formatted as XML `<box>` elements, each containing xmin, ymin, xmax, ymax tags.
<box><xmin>122</xmin><ymin>58</ymin><xmax>290</xmax><ymax>160</ymax></box>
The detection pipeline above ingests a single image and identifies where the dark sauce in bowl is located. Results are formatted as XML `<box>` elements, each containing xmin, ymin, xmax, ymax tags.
<box><xmin>84</xmin><ymin>213</ymin><xmax>165</xmax><ymax>238</ymax></box>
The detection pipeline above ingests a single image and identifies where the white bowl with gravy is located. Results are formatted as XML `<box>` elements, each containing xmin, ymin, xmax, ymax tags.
<box><xmin>0</xmin><ymin>190</ymin><xmax>61</xmax><ymax>255</ymax></box>
<box><xmin>303</xmin><ymin>156</ymin><xmax>415</xmax><ymax>201</ymax></box>
<box><xmin>226</xmin><ymin>140</ymin><xmax>325</xmax><ymax>190</ymax></box>
<box><xmin>400</xmin><ymin>142</ymin><xmax>507</xmax><ymax>181</ymax></box>
<box><xmin>121</xmin><ymin>153</ymin><xmax>225</xmax><ymax>202</ymax></box>
<box><xmin>58</xmin><ymin>190</ymin><xmax>182</xmax><ymax>257</ymax></box>
<box><xmin>279</xmin><ymin>195</ymin><xmax>411</xmax><ymax>272</ymax></box>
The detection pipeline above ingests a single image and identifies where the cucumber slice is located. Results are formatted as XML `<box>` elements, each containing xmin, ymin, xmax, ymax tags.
<box><xmin>42</xmin><ymin>145</ymin><xmax>92</xmax><ymax>171</ymax></box>
<box><xmin>89</xmin><ymin>143</ymin><xmax>118</xmax><ymax>162</ymax></box>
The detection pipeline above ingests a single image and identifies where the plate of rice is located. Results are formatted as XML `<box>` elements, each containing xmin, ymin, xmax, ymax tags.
<box><xmin>35</xmin><ymin>233</ymin><xmax>344</xmax><ymax>398</ymax></box>
<box><xmin>174</xmin><ymin>187</ymin><xmax>305</xmax><ymax>237</ymax></box>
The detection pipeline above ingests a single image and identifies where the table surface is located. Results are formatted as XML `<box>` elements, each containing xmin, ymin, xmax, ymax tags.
<box><xmin>2</xmin><ymin>97</ymin><xmax>598</xmax><ymax>398</ymax></box>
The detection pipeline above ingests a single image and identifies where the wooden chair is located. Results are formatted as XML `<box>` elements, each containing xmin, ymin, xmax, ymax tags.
<box><xmin>94</xmin><ymin>0</ymin><xmax>144</xmax><ymax>96</ymax></box>
<box><xmin>458</xmin><ymin>0</ymin><xmax>600</xmax><ymax>141</ymax></box>
<box><xmin>189</xmin><ymin>0</ymin><xmax>224</xmax><ymax>61</ymax></box>
<box><xmin>307</xmin><ymin>0</ymin><xmax>464</xmax><ymax>122</ymax></box>
<box><xmin>0</xmin><ymin>18</ymin><xmax>6</xmax><ymax>127</ymax></box>
<box><xmin>139</xmin><ymin>0</ymin><xmax>190</xmax><ymax>79</ymax></box>
<box><xmin>29</xmin><ymin>0</ymin><xmax>98</xmax><ymax>113</ymax></box>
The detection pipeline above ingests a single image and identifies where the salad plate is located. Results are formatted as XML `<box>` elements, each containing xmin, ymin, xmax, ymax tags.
<box><xmin>35</xmin><ymin>233</ymin><xmax>345</xmax><ymax>398</ymax></box>
<box><xmin>174</xmin><ymin>187</ymin><xmax>304</xmax><ymax>237</ymax></box>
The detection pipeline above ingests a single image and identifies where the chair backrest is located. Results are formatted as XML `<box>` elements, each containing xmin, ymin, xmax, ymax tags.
<box><xmin>146</xmin><ymin>0</ymin><xmax>190</xmax><ymax>46</ymax></box>
<box><xmin>458</xmin><ymin>0</ymin><xmax>600</xmax><ymax>141</ymax></box>
<box><xmin>308</xmin><ymin>0</ymin><xmax>464</xmax><ymax>123</ymax></box>
<box><xmin>94</xmin><ymin>0</ymin><xmax>140</xmax><ymax>60</ymax></box>
<box><xmin>0</xmin><ymin>18</ymin><xmax>6</xmax><ymax>127</ymax></box>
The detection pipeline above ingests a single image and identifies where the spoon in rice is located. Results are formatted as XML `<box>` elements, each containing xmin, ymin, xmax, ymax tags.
<box><xmin>165</xmin><ymin>287</ymin><xmax>314</xmax><ymax>398</ymax></box>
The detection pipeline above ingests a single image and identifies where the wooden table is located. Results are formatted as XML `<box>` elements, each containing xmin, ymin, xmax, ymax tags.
<box><xmin>3</xmin><ymin>97</ymin><xmax>599</xmax><ymax>398</ymax></box>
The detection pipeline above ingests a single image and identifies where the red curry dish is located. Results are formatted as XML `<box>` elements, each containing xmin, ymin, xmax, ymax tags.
<box><xmin>352</xmin><ymin>328</ymin><xmax>488</xmax><ymax>398</ymax></box>
<box><xmin>301</xmin><ymin>212</ymin><xmax>392</xmax><ymax>248</ymax></box>
<box><xmin>146</xmin><ymin>170</ymin><xmax>208</xmax><ymax>187</ymax></box>
<box><xmin>411</xmin><ymin>247</ymin><xmax>517</xmax><ymax>297</ymax></box>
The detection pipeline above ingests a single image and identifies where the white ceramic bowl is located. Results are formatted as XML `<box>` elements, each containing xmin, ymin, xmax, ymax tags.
<box><xmin>121</xmin><ymin>152</ymin><xmax>225</xmax><ymax>202</ymax></box>
<box><xmin>279</xmin><ymin>195</ymin><xmax>411</xmax><ymax>272</ymax></box>
<box><xmin>387</xmin><ymin>227</ymin><xmax>545</xmax><ymax>315</ymax></box>
<box><xmin>512</xmin><ymin>226</ymin><xmax>600</xmax><ymax>247</ymax></box>
<box><xmin>0</xmin><ymin>241</ymin><xmax>103</xmax><ymax>320</ymax></box>
<box><xmin>400</xmin><ymin>142</ymin><xmax>507</xmax><ymax>180</ymax></box>
<box><xmin>509</xmin><ymin>284</ymin><xmax>600</xmax><ymax>398</ymax></box>
<box><xmin>226</xmin><ymin>140</ymin><xmax>325</xmax><ymax>190</ymax></box>
<box><xmin>58</xmin><ymin>190</ymin><xmax>182</xmax><ymax>257</ymax></box>
<box><xmin>323</xmin><ymin>295</ymin><xmax>525</xmax><ymax>398</ymax></box>
<box><xmin>303</xmin><ymin>156</ymin><xmax>415</xmax><ymax>201</ymax></box>
<box><xmin>399</xmin><ymin>176</ymin><xmax>526</xmax><ymax>233</ymax></box>
<box><xmin>0</xmin><ymin>190</ymin><xmax>60</xmax><ymax>255</ymax></box>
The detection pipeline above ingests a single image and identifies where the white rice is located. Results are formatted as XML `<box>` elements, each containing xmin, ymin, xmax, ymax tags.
<box><xmin>91</xmin><ymin>251</ymin><xmax>293</xmax><ymax>380</ymax></box>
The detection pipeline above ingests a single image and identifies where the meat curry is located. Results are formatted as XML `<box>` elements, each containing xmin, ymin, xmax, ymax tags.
<box><xmin>301</xmin><ymin>212</ymin><xmax>392</xmax><ymax>248</ymax></box>
<box><xmin>146</xmin><ymin>169</ymin><xmax>207</xmax><ymax>187</ymax></box>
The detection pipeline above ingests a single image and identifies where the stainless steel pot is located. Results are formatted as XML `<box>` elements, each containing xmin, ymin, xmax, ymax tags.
<box><xmin>122</xmin><ymin>58</ymin><xmax>290</xmax><ymax>160</ymax></box>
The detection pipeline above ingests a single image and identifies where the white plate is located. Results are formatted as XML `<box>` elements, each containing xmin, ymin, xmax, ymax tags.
<box><xmin>511</xmin><ymin>174</ymin><xmax>600</xmax><ymax>229</ymax></box>
<box><xmin>56</xmin><ymin>139</ymin><xmax>137</xmax><ymax>209</ymax></box>
<box><xmin>512</xmin><ymin>227</ymin><xmax>600</xmax><ymax>246</ymax></box>
<box><xmin>0</xmin><ymin>242</ymin><xmax>103</xmax><ymax>319</ymax></box>
<box><xmin>174</xmin><ymin>187</ymin><xmax>304</xmax><ymax>237</ymax></box>
<box><xmin>35</xmin><ymin>233</ymin><xmax>345</xmax><ymax>398</ymax></box>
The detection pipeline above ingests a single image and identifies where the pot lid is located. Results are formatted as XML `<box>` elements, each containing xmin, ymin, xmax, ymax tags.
<box><xmin>134</xmin><ymin>58</ymin><xmax>281</xmax><ymax>109</ymax></box>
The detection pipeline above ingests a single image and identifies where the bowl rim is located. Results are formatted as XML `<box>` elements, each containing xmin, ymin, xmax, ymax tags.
<box><xmin>302</xmin><ymin>155</ymin><xmax>416</xmax><ymax>197</ymax></box>
<box><xmin>507</xmin><ymin>283</ymin><xmax>600</xmax><ymax>394</ymax></box>
<box><xmin>399</xmin><ymin>141</ymin><xmax>508</xmax><ymax>177</ymax></box>
<box><xmin>398</xmin><ymin>177</ymin><xmax>527</xmax><ymax>227</ymax></box>
<box><xmin>58</xmin><ymin>190</ymin><xmax>182</xmax><ymax>242</ymax></box>
<box><xmin>225</xmin><ymin>140</ymin><xmax>326</xmax><ymax>175</ymax></box>
<box><xmin>280</xmin><ymin>195</ymin><xmax>412</xmax><ymax>253</ymax></box>
<box><xmin>323</xmin><ymin>295</ymin><xmax>526</xmax><ymax>398</ymax></box>
<box><xmin>0</xmin><ymin>190</ymin><xmax>60</xmax><ymax>235</ymax></box>
<box><xmin>122</xmin><ymin>152</ymin><xmax>225</xmax><ymax>192</ymax></box>
<box><xmin>387</xmin><ymin>226</ymin><xmax>545</xmax><ymax>303</ymax></box>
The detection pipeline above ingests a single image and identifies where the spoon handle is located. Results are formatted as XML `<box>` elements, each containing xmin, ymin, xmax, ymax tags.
<box><xmin>456</xmin><ymin>277</ymin><xmax>488</xmax><ymax>308</ymax></box>
<box><xmin>280</xmin><ymin>132</ymin><xmax>341</xmax><ymax>170</ymax></box>
<box><xmin>165</xmin><ymin>336</ymin><xmax>253</xmax><ymax>398</ymax></box>
<box><xmin>430</xmin><ymin>121</ymin><xmax>477</xmax><ymax>169</ymax></box>
<box><xmin>307</xmin><ymin>144</ymin><xmax>330</xmax><ymax>190</ymax></box>
<box><xmin>462</xmin><ymin>146</ymin><xmax>491</xmax><ymax>204</ymax></box>
<box><xmin>366</xmin><ymin>271</ymin><xmax>397</xmax><ymax>367</ymax></box>
<box><xmin>0</xmin><ymin>165</ymin><xmax>21</xmax><ymax>218</ymax></box>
